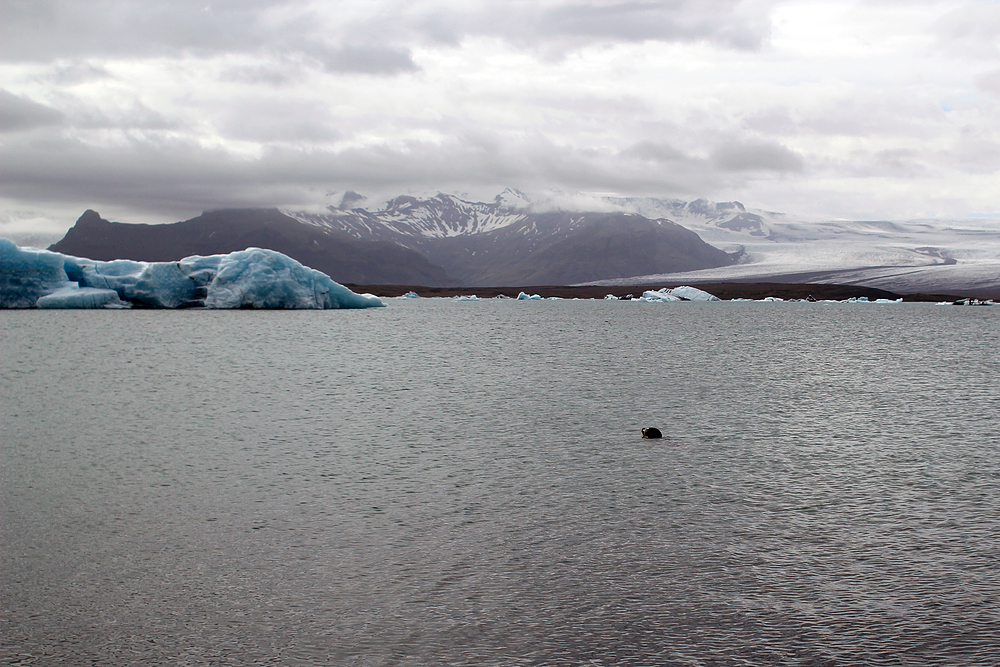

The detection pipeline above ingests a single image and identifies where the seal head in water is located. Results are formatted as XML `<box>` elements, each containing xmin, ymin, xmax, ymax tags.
<box><xmin>641</xmin><ymin>427</ymin><xmax>662</xmax><ymax>439</ymax></box>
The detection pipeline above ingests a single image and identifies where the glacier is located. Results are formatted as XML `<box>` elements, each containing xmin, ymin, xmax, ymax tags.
<box><xmin>0</xmin><ymin>239</ymin><xmax>384</xmax><ymax>309</ymax></box>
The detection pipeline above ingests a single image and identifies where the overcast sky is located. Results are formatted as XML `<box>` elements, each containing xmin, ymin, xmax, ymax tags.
<box><xmin>2</xmin><ymin>0</ymin><xmax>998</xmax><ymax>237</ymax></box>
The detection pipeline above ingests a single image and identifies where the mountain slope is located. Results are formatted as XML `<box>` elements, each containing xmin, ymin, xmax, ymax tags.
<box><xmin>40</xmin><ymin>191</ymin><xmax>999</xmax><ymax>294</ymax></box>
<box><xmin>49</xmin><ymin>209</ymin><xmax>456</xmax><ymax>286</ymax></box>
<box><xmin>418</xmin><ymin>211</ymin><xmax>733</xmax><ymax>286</ymax></box>
<box><xmin>285</xmin><ymin>190</ymin><xmax>736</xmax><ymax>285</ymax></box>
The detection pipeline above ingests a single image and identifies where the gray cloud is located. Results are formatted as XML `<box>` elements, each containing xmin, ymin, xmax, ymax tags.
<box><xmin>0</xmin><ymin>89</ymin><xmax>65</xmax><ymax>132</ymax></box>
<box><xmin>0</xmin><ymin>129</ymin><xmax>732</xmax><ymax>219</ymax></box>
<box><xmin>536</xmin><ymin>1</ymin><xmax>770</xmax><ymax>50</ymax></box>
<box><xmin>46</xmin><ymin>62</ymin><xmax>115</xmax><ymax>85</ymax></box>
<box><xmin>1</xmin><ymin>1</ymin><xmax>417</xmax><ymax>76</ymax></box>
<box><xmin>833</xmin><ymin>148</ymin><xmax>931</xmax><ymax>179</ymax></box>
<box><xmin>975</xmin><ymin>69</ymin><xmax>1000</xmax><ymax>96</ymax></box>
<box><xmin>711</xmin><ymin>139</ymin><xmax>804</xmax><ymax>172</ymax></box>
<box><xmin>742</xmin><ymin>99</ymin><xmax>947</xmax><ymax>140</ymax></box>
<box><xmin>455</xmin><ymin>0</ymin><xmax>771</xmax><ymax>50</ymax></box>
<box><xmin>0</xmin><ymin>0</ymin><xmax>276</xmax><ymax>62</ymax></box>
<box><xmin>619</xmin><ymin>140</ymin><xmax>689</xmax><ymax>162</ymax></box>
<box><xmin>216</xmin><ymin>98</ymin><xmax>342</xmax><ymax>143</ymax></box>
<box><xmin>1</xmin><ymin>0</ymin><xmax>775</xmax><ymax>68</ymax></box>
<box><xmin>220</xmin><ymin>61</ymin><xmax>308</xmax><ymax>88</ymax></box>
<box><xmin>60</xmin><ymin>98</ymin><xmax>179</xmax><ymax>132</ymax></box>
<box><xmin>740</xmin><ymin>106</ymin><xmax>795</xmax><ymax>135</ymax></box>
<box><xmin>951</xmin><ymin>131</ymin><xmax>1000</xmax><ymax>173</ymax></box>
<box><xmin>312</xmin><ymin>45</ymin><xmax>420</xmax><ymax>76</ymax></box>
<box><xmin>1</xmin><ymin>1</ymin><xmax>996</xmax><ymax>226</ymax></box>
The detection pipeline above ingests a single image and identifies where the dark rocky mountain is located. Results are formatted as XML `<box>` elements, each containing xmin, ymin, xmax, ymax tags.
<box><xmin>49</xmin><ymin>208</ymin><xmax>455</xmax><ymax>286</ymax></box>
<box><xmin>415</xmin><ymin>211</ymin><xmax>734</xmax><ymax>286</ymax></box>
<box><xmin>49</xmin><ymin>193</ymin><xmax>737</xmax><ymax>286</ymax></box>
<box><xmin>287</xmin><ymin>191</ymin><xmax>736</xmax><ymax>285</ymax></box>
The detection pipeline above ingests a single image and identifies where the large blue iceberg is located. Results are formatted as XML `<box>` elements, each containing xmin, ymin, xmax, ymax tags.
<box><xmin>0</xmin><ymin>239</ymin><xmax>384</xmax><ymax>309</ymax></box>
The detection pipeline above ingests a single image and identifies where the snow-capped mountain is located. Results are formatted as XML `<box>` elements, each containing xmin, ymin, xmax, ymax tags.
<box><xmin>46</xmin><ymin>192</ymin><xmax>737</xmax><ymax>287</ymax></box>
<box><xmin>278</xmin><ymin>189</ymin><xmax>999</xmax><ymax>294</ymax></box>
<box><xmin>45</xmin><ymin>190</ymin><xmax>999</xmax><ymax>293</ymax></box>
<box><xmin>282</xmin><ymin>188</ymin><xmax>736</xmax><ymax>285</ymax></box>
<box><xmin>287</xmin><ymin>189</ymin><xmax>533</xmax><ymax>240</ymax></box>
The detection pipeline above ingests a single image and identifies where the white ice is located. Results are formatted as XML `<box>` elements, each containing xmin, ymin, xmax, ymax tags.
<box><xmin>0</xmin><ymin>239</ymin><xmax>384</xmax><ymax>309</ymax></box>
<box><xmin>635</xmin><ymin>286</ymin><xmax>720</xmax><ymax>302</ymax></box>
<box><xmin>591</xmin><ymin>202</ymin><xmax>1000</xmax><ymax>295</ymax></box>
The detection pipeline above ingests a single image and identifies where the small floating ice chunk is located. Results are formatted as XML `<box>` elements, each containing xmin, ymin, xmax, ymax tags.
<box><xmin>517</xmin><ymin>292</ymin><xmax>542</xmax><ymax>300</ymax></box>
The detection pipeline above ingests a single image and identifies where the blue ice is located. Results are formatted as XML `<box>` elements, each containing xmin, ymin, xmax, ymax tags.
<box><xmin>0</xmin><ymin>240</ymin><xmax>384</xmax><ymax>309</ymax></box>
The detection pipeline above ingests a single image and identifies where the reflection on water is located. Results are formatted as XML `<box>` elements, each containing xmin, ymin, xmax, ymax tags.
<box><xmin>2</xmin><ymin>302</ymin><xmax>999</xmax><ymax>665</ymax></box>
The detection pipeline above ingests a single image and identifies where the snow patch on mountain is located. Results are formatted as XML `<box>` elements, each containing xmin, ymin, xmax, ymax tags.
<box><xmin>285</xmin><ymin>191</ymin><xmax>532</xmax><ymax>240</ymax></box>
<box><xmin>282</xmin><ymin>189</ymin><xmax>999</xmax><ymax>294</ymax></box>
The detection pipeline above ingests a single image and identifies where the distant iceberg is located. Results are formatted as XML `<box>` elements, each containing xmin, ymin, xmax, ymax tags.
<box><xmin>635</xmin><ymin>286</ymin><xmax>720</xmax><ymax>302</ymax></box>
<box><xmin>0</xmin><ymin>239</ymin><xmax>384</xmax><ymax>309</ymax></box>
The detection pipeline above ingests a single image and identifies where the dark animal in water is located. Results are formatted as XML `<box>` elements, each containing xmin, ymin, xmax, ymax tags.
<box><xmin>641</xmin><ymin>427</ymin><xmax>662</xmax><ymax>439</ymax></box>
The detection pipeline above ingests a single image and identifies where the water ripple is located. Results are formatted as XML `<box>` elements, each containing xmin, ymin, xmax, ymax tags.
<box><xmin>2</xmin><ymin>303</ymin><xmax>999</xmax><ymax>665</ymax></box>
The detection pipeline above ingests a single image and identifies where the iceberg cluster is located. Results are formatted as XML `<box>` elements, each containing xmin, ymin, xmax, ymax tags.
<box><xmin>0</xmin><ymin>240</ymin><xmax>384</xmax><ymax>309</ymax></box>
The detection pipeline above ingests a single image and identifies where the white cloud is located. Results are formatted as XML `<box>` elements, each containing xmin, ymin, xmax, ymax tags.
<box><xmin>934</xmin><ymin>1</ymin><xmax>1000</xmax><ymax>59</ymax></box>
<box><xmin>1</xmin><ymin>0</ymin><xmax>998</xmax><ymax>235</ymax></box>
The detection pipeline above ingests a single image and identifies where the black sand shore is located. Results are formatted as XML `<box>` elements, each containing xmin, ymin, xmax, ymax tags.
<box><xmin>344</xmin><ymin>282</ymin><xmax>976</xmax><ymax>302</ymax></box>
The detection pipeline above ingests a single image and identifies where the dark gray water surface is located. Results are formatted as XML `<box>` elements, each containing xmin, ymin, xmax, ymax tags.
<box><xmin>2</xmin><ymin>301</ymin><xmax>999</xmax><ymax>666</ymax></box>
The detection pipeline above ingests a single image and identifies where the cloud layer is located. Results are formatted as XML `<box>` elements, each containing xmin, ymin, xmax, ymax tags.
<box><xmin>1</xmin><ymin>0</ymin><xmax>998</xmax><ymax>235</ymax></box>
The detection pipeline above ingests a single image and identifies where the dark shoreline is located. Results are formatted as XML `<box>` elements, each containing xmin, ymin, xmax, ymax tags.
<box><xmin>344</xmin><ymin>282</ymin><xmax>979</xmax><ymax>302</ymax></box>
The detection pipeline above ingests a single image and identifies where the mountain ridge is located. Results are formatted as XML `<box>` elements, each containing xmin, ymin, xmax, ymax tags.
<box><xmin>43</xmin><ymin>190</ymin><xmax>997</xmax><ymax>294</ymax></box>
<box><xmin>49</xmin><ymin>208</ymin><xmax>457</xmax><ymax>286</ymax></box>
<box><xmin>46</xmin><ymin>197</ymin><xmax>737</xmax><ymax>287</ymax></box>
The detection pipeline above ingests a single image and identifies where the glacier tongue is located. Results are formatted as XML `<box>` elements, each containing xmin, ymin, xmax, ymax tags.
<box><xmin>0</xmin><ymin>239</ymin><xmax>384</xmax><ymax>309</ymax></box>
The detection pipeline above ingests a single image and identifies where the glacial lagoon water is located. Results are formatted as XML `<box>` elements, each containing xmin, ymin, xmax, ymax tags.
<box><xmin>2</xmin><ymin>299</ymin><xmax>999</xmax><ymax>666</ymax></box>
